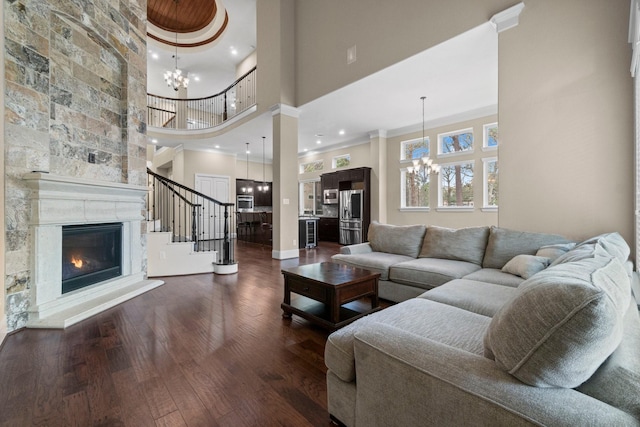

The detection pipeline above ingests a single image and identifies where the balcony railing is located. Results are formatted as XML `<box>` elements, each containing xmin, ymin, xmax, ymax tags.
<box><xmin>147</xmin><ymin>66</ymin><xmax>256</xmax><ymax>131</ymax></box>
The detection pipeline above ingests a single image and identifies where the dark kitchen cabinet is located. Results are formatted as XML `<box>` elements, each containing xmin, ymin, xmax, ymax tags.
<box><xmin>318</xmin><ymin>217</ymin><xmax>339</xmax><ymax>242</ymax></box>
<box><xmin>254</xmin><ymin>184</ymin><xmax>272</xmax><ymax>207</ymax></box>
<box><xmin>321</xmin><ymin>172</ymin><xmax>338</xmax><ymax>192</ymax></box>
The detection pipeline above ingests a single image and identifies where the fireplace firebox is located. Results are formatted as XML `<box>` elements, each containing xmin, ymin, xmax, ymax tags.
<box><xmin>62</xmin><ymin>223</ymin><xmax>123</xmax><ymax>294</ymax></box>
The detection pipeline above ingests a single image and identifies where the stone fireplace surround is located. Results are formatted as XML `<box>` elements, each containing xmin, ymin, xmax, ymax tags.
<box><xmin>23</xmin><ymin>173</ymin><xmax>164</xmax><ymax>328</ymax></box>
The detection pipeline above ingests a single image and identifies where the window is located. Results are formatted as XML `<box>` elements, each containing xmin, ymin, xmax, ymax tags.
<box><xmin>483</xmin><ymin>123</ymin><xmax>498</xmax><ymax>150</ymax></box>
<box><xmin>438</xmin><ymin>129</ymin><xmax>473</xmax><ymax>155</ymax></box>
<box><xmin>400</xmin><ymin>137</ymin><xmax>432</xmax><ymax>208</ymax></box>
<box><xmin>483</xmin><ymin>158</ymin><xmax>498</xmax><ymax>208</ymax></box>
<box><xmin>332</xmin><ymin>154</ymin><xmax>351</xmax><ymax>169</ymax></box>
<box><xmin>439</xmin><ymin>161</ymin><xmax>474</xmax><ymax>207</ymax></box>
<box><xmin>401</xmin><ymin>168</ymin><xmax>431</xmax><ymax>208</ymax></box>
<box><xmin>401</xmin><ymin>137</ymin><xmax>429</xmax><ymax>161</ymax></box>
<box><xmin>299</xmin><ymin>160</ymin><xmax>323</xmax><ymax>174</ymax></box>
<box><xmin>299</xmin><ymin>180</ymin><xmax>323</xmax><ymax>216</ymax></box>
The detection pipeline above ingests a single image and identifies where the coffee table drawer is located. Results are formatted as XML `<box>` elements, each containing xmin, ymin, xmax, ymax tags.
<box><xmin>288</xmin><ymin>278</ymin><xmax>326</xmax><ymax>301</ymax></box>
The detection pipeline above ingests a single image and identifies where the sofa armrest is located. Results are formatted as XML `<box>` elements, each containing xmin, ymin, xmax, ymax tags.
<box><xmin>352</xmin><ymin>323</ymin><xmax>638</xmax><ymax>427</ymax></box>
<box><xmin>340</xmin><ymin>242</ymin><xmax>373</xmax><ymax>255</ymax></box>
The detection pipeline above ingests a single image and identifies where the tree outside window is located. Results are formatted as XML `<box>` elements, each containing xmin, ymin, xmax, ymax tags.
<box><xmin>299</xmin><ymin>160</ymin><xmax>323</xmax><ymax>174</ymax></box>
<box><xmin>484</xmin><ymin>158</ymin><xmax>498</xmax><ymax>207</ymax></box>
<box><xmin>440</xmin><ymin>162</ymin><xmax>474</xmax><ymax>207</ymax></box>
<box><xmin>333</xmin><ymin>154</ymin><xmax>350</xmax><ymax>168</ymax></box>
<box><xmin>401</xmin><ymin>137</ymin><xmax>431</xmax><ymax>208</ymax></box>
<box><xmin>439</xmin><ymin>129</ymin><xmax>473</xmax><ymax>155</ymax></box>
<box><xmin>484</xmin><ymin>123</ymin><xmax>498</xmax><ymax>149</ymax></box>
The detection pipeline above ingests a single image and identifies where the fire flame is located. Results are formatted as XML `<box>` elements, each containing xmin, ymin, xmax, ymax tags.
<box><xmin>71</xmin><ymin>256</ymin><xmax>84</xmax><ymax>269</ymax></box>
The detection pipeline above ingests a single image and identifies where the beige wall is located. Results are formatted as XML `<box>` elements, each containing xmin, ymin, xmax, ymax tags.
<box><xmin>295</xmin><ymin>0</ymin><xmax>512</xmax><ymax>105</ymax></box>
<box><xmin>498</xmin><ymin>0</ymin><xmax>633</xmax><ymax>248</ymax></box>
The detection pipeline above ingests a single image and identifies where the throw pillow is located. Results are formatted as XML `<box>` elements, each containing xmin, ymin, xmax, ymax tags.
<box><xmin>536</xmin><ymin>243</ymin><xmax>576</xmax><ymax>261</ymax></box>
<box><xmin>484</xmin><ymin>256</ymin><xmax>631</xmax><ymax>388</ymax></box>
<box><xmin>367</xmin><ymin>221</ymin><xmax>427</xmax><ymax>258</ymax></box>
<box><xmin>418</xmin><ymin>225</ymin><xmax>489</xmax><ymax>265</ymax></box>
<box><xmin>482</xmin><ymin>226</ymin><xmax>570</xmax><ymax>269</ymax></box>
<box><xmin>501</xmin><ymin>255</ymin><xmax>551</xmax><ymax>279</ymax></box>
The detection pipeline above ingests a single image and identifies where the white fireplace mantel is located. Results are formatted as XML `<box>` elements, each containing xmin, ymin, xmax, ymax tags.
<box><xmin>23</xmin><ymin>173</ymin><xmax>163</xmax><ymax>328</ymax></box>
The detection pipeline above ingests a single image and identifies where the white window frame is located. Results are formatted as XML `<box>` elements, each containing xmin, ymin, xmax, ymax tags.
<box><xmin>400</xmin><ymin>136</ymin><xmax>430</xmax><ymax>161</ymax></box>
<box><xmin>332</xmin><ymin>154</ymin><xmax>351</xmax><ymax>169</ymax></box>
<box><xmin>437</xmin><ymin>160</ymin><xmax>475</xmax><ymax>211</ymax></box>
<box><xmin>299</xmin><ymin>160</ymin><xmax>324</xmax><ymax>174</ymax></box>
<box><xmin>399</xmin><ymin>167</ymin><xmax>430</xmax><ymax>211</ymax></box>
<box><xmin>482</xmin><ymin>157</ymin><xmax>498</xmax><ymax>211</ymax></box>
<box><xmin>483</xmin><ymin>122</ymin><xmax>498</xmax><ymax>151</ymax></box>
<box><xmin>438</xmin><ymin>128</ymin><xmax>474</xmax><ymax>157</ymax></box>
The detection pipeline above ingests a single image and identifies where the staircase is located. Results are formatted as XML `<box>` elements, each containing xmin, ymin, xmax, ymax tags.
<box><xmin>146</xmin><ymin>169</ymin><xmax>237</xmax><ymax>276</ymax></box>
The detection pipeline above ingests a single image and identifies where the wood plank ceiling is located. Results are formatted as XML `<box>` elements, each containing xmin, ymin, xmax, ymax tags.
<box><xmin>148</xmin><ymin>0</ymin><xmax>217</xmax><ymax>33</ymax></box>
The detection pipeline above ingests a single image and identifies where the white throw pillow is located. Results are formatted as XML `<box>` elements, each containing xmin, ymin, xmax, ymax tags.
<box><xmin>502</xmin><ymin>254</ymin><xmax>550</xmax><ymax>279</ymax></box>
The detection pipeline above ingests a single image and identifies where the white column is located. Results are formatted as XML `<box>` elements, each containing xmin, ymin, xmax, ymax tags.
<box><xmin>271</xmin><ymin>104</ymin><xmax>300</xmax><ymax>260</ymax></box>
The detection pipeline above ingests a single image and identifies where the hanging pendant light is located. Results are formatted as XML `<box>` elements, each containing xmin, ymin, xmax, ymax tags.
<box><xmin>163</xmin><ymin>0</ymin><xmax>189</xmax><ymax>91</ymax></box>
<box><xmin>258</xmin><ymin>137</ymin><xmax>269</xmax><ymax>192</ymax></box>
<box><xmin>242</xmin><ymin>142</ymin><xmax>252</xmax><ymax>193</ymax></box>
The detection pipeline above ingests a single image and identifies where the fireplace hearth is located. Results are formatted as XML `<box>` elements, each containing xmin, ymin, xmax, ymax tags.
<box><xmin>62</xmin><ymin>223</ymin><xmax>123</xmax><ymax>294</ymax></box>
<box><xmin>24</xmin><ymin>172</ymin><xmax>164</xmax><ymax>329</ymax></box>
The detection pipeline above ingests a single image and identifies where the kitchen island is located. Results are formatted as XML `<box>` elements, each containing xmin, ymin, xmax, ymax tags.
<box><xmin>237</xmin><ymin>211</ymin><xmax>272</xmax><ymax>245</ymax></box>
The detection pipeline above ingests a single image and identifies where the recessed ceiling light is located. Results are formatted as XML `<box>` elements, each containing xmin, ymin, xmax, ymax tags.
<box><xmin>194</xmin><ymin>76</ymin><xmax>200</xmax><ymax>82</ymax></box>
<box><xmin>151</xmin><ymin>52</ymin><xmax>158</xmax><ymax>60</ymax></box>
<box><xmin>339</xmin><ymin>130</ymin><xmax>345</xmax><ymax>135</ymax></box>
<box><xmin>304</xmin><ymin>148</ymin><xmax>308</xmax><ymax>152</ymax></box>
<box><xmin>230</xmin><ymin>47</ymin><xmax>238</xmax><ymax>55</ymax></box>
<box><xmin>316</xmin><ymin>140</ymin><xmax>322</xmax><ymax>144</ymax></box>
<box><xmin>151</xmin><ymin>139</ymin><xmax>158</xmax><ymax>144</ymax></box>
<box><xmin>215</xmin><ymin>145</ymin><xmax>220</xmax><ymax>149</ymax></box>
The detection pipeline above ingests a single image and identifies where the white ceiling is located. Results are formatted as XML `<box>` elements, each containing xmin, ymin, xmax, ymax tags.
<box><xmin>147</xmin><ymin>7</ymin><xmax>498</xmax><ymax>163</ymax></box>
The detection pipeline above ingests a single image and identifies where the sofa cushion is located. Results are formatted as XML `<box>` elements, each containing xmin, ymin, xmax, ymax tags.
<box><xmin>418</xmin><ymin>225</ymin><xmax>489</xmax><ymax>265</ymax></box>
<box><xmin>331</xmin><ymin>252</ymin><xmax>414</xmax><ymax>281</ymax></box>
<box><xmin>482</xmin><ymin>226</ymin><xmax>570</xmax><ymax>269</ymax></box>
<box><xmin>325</xmin><ymin>298</ymin><xmax>491</xmax><ymax>382</ymax></box>
<box><xmin>501</xmin><ymin>255</ymin><xmax>551</xmax><ymax>279</ymax></box>
<box><xmin>389</xmin><ymin>258</ymin><xmax>481</xmax><ymax>291</ymax></box>
<box><xmin>367</xmin><ymin>221</ymin><xmax>427</xmax><ymax>258</ymax></box>
<box><xmin>577</xmin><ymin>298</ymin><xmax>640</xmax><ymax>419</ymax></box>
<box><xmin>484</xmin><ymin>256</ymin><xmax>631</xmax><ymax>388</ymax></box>
<box><xmin>462</xmin><ymin>269</ymin><xmax>524</xmax><ymax>288</ymax></box>
<box><xmin>564</xmin><ymin>232</ymin><xmax>630</xmax><ymax>264</ymax></box>
<box><xmin>536</xmin><ymin>242</ymin><xmax>576</xmax><ymax>261</ymax></box>
<box><xmin>419</xmin><ymin>279</ymin><xmax>517</xmax><ymax>317</ymax></box>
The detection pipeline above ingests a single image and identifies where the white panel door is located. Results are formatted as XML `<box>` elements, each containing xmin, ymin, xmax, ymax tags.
<box><xmin>195</xmin><ymin>174</ymin><xmax>230</xmax><ymax>239</ymax></box>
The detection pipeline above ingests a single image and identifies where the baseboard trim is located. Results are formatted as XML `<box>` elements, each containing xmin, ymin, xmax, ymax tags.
<box><xmin>272</xmin><ymin>248</ymin><xmax>299</xmax><ymax>260</ymax></box>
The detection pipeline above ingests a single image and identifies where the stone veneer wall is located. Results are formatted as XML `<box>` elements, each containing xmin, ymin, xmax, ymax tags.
<box><xmin>3</xmin><ymin>0</ymin><xmax>148</xmax><ymax>331</ymax></box>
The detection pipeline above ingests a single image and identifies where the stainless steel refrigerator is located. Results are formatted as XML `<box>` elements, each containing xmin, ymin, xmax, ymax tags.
<box><xmin>339</xmin><ymin>189</ymin><xmax>363</xmax><ymax>245</ymax></box>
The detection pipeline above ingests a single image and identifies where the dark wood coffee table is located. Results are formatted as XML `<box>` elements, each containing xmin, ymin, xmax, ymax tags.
<box><xmin>281</xmin><ymin>262</ymin><xmax>381</xmax><ymax>329</ymax></box>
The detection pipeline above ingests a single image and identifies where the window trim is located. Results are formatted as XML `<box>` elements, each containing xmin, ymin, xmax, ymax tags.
<box><xmin>482</xmin><ymin>157</ymin><xmax>498</xmax><ymax>210</ymax></box>
<box><xmin>332</xmin><ymin>154</ymin><xmax>351</xmax><ymax>169</ymax></box>
<box><xmin>437</xmin><ymin>127</ymin><xmax>474</xmax><ymax>157</ymax></box>
<box><xmin>483</xmin><ymin>122</ymin><xmax>498</xmax><ymax>152</ymax></box>
<box><xmin>437</xmin><ymin>159</ymin><xmax>475</xmax><ymax>209</ymax></box>
<box><xmin>400</xmin><ymin>167</ymin><xmax>431</xmax><ymax>209</ymax></box>
<box><xmin>400</xmin><ymin>136</ymin><xmax>430</xmax><ymax>161</ymax></box>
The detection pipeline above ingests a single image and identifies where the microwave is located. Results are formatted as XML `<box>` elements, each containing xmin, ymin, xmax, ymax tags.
<box><xmin>323</xmin><ymin>188</ymin><xmax>339</xmax><ymax>204</ymax></box>
<box><xmin>236</xmin><ymin>195</ymin><xmax>254</xmax><ymax>211</ymax></box>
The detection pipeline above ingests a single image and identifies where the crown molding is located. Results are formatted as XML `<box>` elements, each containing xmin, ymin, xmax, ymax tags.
<box><xmin>490</xmin><ymin>2</ymin><xmax>525</xmax><ymax>33</ymax></box>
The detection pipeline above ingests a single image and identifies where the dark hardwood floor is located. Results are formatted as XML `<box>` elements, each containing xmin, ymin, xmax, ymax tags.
<box><xmin>0</xmin><ymin>241</ymin><xmax>355</xmax><ymax>427</ymax></box>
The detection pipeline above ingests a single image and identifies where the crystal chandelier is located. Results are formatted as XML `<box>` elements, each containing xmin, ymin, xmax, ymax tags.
<box><xmin>164</xmin><ymin>0</ymin><xmax>189</xmax><ymax>91</ymax></box>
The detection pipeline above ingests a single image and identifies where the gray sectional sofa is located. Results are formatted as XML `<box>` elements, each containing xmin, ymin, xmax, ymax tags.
<box><xmin>327</xmin><ymin>223</ymin><xmax>640</xmax><ymax>426</ymax></box>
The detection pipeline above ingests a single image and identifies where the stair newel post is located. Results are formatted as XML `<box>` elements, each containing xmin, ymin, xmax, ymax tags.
<box><xmin>223</xmin><ymin>204</ymin><xmax>230</xmax><ymax>264</ymax></box>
